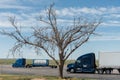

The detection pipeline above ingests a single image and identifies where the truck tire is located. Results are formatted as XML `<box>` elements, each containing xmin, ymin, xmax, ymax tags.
<box><xmin>98</xmin><ymin>69</ymin><xmax>104</xmax><ymax>74</ymax></box>
<box><xmin>53</xmin><ymin>66</ymin><xmax>57</xmax><ymax>68</ymax></box>
<box><xmin>70</xmin><ymin>69</ymin><xmax>75</xmax><ymax>73</ymax></box>
<box><xmin>25</xmin><ymin>64</ymin><xmax>32</xmax><ymax>68</ymax></box>
<box><xmin>105</xmin><ymin>69</ymin><xmax>112</xmax><ymax>74</ymax></box>
<box><xmin>118</xmin><ymin>69</ymin><xmax>120</xmax><ymax>73</ymax></box>
<box><xmin>50</xmin><ymin>65</ymin><xmax>57</xmax><ymax>68</ymax></box>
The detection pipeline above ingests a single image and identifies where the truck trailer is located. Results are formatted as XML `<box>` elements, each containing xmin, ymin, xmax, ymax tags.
<box><xmin>67</xmin><ymin>52</ymin><xmax>120</xmax><ymax>74</ymax></box>
<box><xmin>12</xmin><ymin>58</ymin><xmax>57</xmax><ymax>68</ymax></box>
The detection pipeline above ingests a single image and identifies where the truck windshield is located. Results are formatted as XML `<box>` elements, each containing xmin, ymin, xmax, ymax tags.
<box><xmin>76</xmin><ymin>59</ymin><xmax>81</xmax><ymax>64</ymax></box>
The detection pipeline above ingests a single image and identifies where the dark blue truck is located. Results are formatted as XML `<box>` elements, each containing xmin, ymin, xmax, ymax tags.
<box><xmin>67</xmin><ymin>52</ymin><xmax>120</xmax><ymax>74</ymax></box>
<box><xmin>12</xmin><ymin>58</ymin><xmax>57</xmax><ymax>68</ymax></box>
<box><xmin>67</xmin><ymin>53</ymin><xmax>96</xmax><ymax>73</ymax></box>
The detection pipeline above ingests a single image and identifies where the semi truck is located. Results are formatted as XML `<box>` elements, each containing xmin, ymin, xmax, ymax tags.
<box><xmin>67</xmin><ymin>52</ymin><xmax>120</xmax><ymax>74</ymax></box>
<box><xmin>12</xmin><ymin>58</ymin><xmax>57</xmax><ymax>68</ymax></box>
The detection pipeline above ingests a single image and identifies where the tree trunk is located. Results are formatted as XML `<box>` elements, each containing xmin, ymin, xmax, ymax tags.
<box><xmin>58</xmin><ymin>57</ymin><xmax>65</xmax><ymax>79</ymax></box>
<box><xmin>59</xmin><ymin>64</ymin><xmax>64</xmax><ymax>78</ymax></box>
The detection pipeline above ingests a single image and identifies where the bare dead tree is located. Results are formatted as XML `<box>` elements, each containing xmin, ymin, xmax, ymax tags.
<box><xmin>0</xmin><ymin>4</ymin><xmax>101</xmax><ymax>78</ymax></box>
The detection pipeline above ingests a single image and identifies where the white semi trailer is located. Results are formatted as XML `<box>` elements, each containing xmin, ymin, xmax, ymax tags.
<box><xmin>97</xmin><ymin>52</ymin><xmax>120</xmax><ymax>74</ymax></box>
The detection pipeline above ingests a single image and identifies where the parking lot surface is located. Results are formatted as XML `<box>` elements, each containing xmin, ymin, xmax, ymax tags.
<box><xmin>1</xmin><ymin>65</ymin><xmax>120</xmax><ymax>80</ymax></box>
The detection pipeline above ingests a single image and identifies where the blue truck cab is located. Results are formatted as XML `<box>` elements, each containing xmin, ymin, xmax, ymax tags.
<box><xmin>12</xmin><ymin>58</ymin><xmax>26</xmax><ymax>67</ymax></box>
<box><xmin>67</xmin><ymin>53</ymin><xmax>96</xmax><ymax>73</ymax></box>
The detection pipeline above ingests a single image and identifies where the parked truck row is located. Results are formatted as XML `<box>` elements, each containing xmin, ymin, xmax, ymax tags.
<box><xmin>67</xmin><ymin>52</ymin><xmax>120</xmax><ymax>74</ymax></box>
<box><xmin>12</xmin><ymin>52</ymin><xmax>120</xmax><ymax>74</ymax></box>
<box><xmin>12</xmin><ymin>58</ymin><xmax>57</xmax><ymax>68</ymax></box>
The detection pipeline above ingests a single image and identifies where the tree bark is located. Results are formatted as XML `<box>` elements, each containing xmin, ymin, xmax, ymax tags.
<box><xmin>59</xmin><ymin>64</ymin><xmax>64</xmax><ymax>78</ymax></box>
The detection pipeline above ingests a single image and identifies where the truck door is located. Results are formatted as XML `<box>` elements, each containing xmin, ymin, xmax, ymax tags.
<box><xmin>81</xmin><ymin>53</ymin><xmax>96</xmax><ymax>73</ymax></box>
<box><xmin>74</xmin><ymin>58</ymin><xmax>83</xmax><ymax>72</ymax></box>
<box><xmin>74</xmin><ymin>55</ymin><xmax>91</xmax><ymax>72</ymax></box>
<box><xmin>82</xmin><ymin>56</ymin><xmax>91</xmax><ymax>72</ymax></box>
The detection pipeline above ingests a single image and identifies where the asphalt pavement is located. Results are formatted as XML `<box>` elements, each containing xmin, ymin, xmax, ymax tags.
<box><xmin>1</xmin><ymin>65</ymin><xmax>120</xmax><ymax>80</ymax></box>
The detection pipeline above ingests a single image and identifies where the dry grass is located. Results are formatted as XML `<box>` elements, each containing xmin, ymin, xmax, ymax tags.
<box><xmin>31</xmin><ymin>78</ymin><xmax>46</xmax><ymax>80</ymax></box>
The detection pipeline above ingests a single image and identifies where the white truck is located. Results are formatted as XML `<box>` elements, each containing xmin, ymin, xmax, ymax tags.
<box><xmin>97</xmin><ymin>52</ymin><xmax>120</xmax><ymax>74</ymax></box>
<box><xmin>67</xmin><ymin>52</ymin><xmax>120</xmax><ymax>74</ymax></box>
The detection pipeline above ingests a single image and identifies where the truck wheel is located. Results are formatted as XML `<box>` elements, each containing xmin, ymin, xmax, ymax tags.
<box><xmin>26</xmin><ymin>64</ymin><xmax>32</xmax><ymax>68</ymax></box>
<box><xmin>118</xmin><ymin>69</ymin><xmax>120</xmax><ymax>73</ymax></box>
<box><xmin>70</xmin><ymin>69</ymin><xmax>75</xmax><ymax>73</ymax></box>
<box><xmin>98</xmin><ymin>69</ymin><xmax>104</xmax><ymax>74</ymax></box>
<box><xmin>53</xmin><ymin>66</ymin><xmax>57</xmax><ymax>68</ymax></box>
<box><xmin>117</xmin><ymin>69</ymin><xmax>120</xmax><ymax>73</ymax></box>
<box><xmin>105</xmin><ymin>70</ymin><xmax>111</xmax><ymax>74</ymax></box>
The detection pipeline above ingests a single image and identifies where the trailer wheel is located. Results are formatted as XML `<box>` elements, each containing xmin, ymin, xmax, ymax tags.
<box><xmin>98</xmin><ymin>69</ymin><xmax>104</xmax><ymax>74</ymax></box>
<box><xmin>105</xmin><ymin>70</ymin><xmax>111</xmax><ymax>74</ymax></box>
<box><xmin>50</xmin><ymin>65</ymin><xmax>57</xmax><ymax>68</ymax></box>
<box><xmin>26</xmin><ymin>64</ymin><xmax>32</xmax><ymax>68</ymax></box>
<box><xmin>117</xmin><ymin>69</ymin><xmax>120</xmax><ymax>73</ymax></box>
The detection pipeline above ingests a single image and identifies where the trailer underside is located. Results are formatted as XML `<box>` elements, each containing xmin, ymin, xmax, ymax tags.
<box><xmin>96</xmin><ymin>67</ymin><xmax>120</xmax><ymax>74</ymax></box>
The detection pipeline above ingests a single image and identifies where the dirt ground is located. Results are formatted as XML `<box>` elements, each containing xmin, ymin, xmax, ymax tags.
<box><xmin>31</xmin><ymin>78</ymin><xmax>46</xmax><ymax>80</ymax></box>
